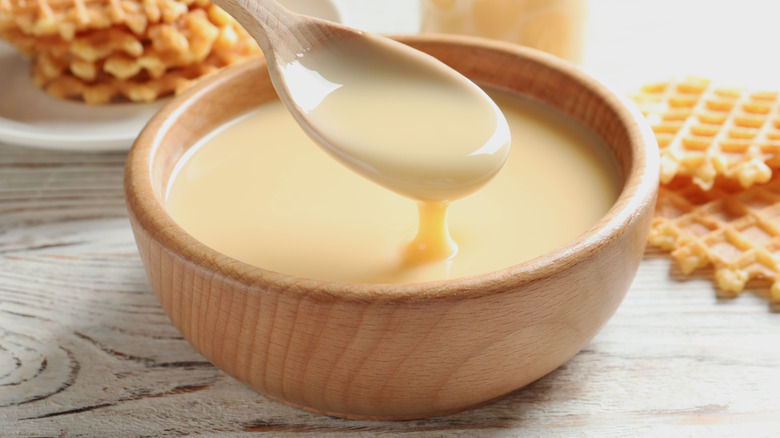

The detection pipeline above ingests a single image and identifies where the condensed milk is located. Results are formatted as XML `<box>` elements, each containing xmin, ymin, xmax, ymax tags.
<box><xmin>166</xmin><ymin>89</ymin><xmax>620</xmax><ymax>284</ymax></box>
<box><xmin>279</xmin><ymin>35</ymin><xmax>512</xmax><ymax>261</ymax></box>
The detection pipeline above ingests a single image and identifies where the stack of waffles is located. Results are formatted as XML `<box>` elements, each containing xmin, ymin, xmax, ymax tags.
<box><xmin>633</xmin><ymin>77</ymin><xmax>780</xmax><ymax>303</ymax></box>
<box><xmin>0</xmin><ymin>0</ymin><xmax>261</xmax><ymax>103</ymax></box>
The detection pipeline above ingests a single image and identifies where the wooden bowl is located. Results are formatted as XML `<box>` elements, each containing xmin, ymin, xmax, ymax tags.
<box><xmin>125</xmin><ymin>35</ymin><xmax>658</xmax><ymax>420</ymax></box>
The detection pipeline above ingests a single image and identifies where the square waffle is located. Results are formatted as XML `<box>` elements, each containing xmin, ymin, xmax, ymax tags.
<box><xmin>632</xmin><ymin>76</ymin><xmax>780</xmax><ymax>191</ymax></box>
<box><xmin>651</xmin><ymin>174</ymin><xmax>780</xmax><ymax>303</ymax></box>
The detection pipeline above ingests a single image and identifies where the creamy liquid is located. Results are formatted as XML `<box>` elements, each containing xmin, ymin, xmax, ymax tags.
<box><xmin>278</xmin><ymin>35</ymin><xmax>512</xmax><ymax>260</ymax></box>
<box><xmin>280</xmin><ymin>35</ymin><xmax>511</xmax><ymax>203</ymax></box>
<box><xmin>166</xmin><ymin>90</ymin><xmax>620</xmax><ymax>284</ymax></box>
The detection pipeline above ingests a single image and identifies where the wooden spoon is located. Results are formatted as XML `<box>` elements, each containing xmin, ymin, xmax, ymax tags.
<box><xmin>209</xmin><ymin>0</ymin><xmax>511</xmax><ymax>202</ymax></box>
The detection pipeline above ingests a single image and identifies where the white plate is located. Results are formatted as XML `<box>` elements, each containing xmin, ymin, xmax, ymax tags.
<box><xmin>0</xmin><ymin>0</ymin><xmax>341</xmax><ymax>151</ymax></box>
<box><xmin>0</xmin><ymin>42</ymin><xmax>168</xmax><ymax>151</ymax></box>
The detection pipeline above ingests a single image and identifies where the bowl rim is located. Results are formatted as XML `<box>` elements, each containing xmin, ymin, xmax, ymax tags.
<box><xmin>125</xmin><ymin>34</ymin><xmax>659</xmax><ymax>304</ymax></box>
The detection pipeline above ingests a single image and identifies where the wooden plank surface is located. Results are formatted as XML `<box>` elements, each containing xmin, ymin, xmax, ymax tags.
<box><xmin>2</xmin><ymin>143</ymin><xmax>779</xmax><ymax>437</ymax></box>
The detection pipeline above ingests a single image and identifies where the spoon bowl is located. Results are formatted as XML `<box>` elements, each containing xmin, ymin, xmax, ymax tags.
<box><xmin>209</xmin><ymin>0</ymin><xmax>511</xmax><ymax>201</ymax></box>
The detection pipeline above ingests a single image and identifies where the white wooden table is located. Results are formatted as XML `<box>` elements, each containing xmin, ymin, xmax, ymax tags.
<box><xmin>3</xmin><ymin>1</ymin><xmax>780</xmax><ymax>436</ymax></box>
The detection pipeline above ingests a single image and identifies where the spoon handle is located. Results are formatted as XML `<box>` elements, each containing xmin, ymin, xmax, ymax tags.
<box><xmin>209</xmin><ymin>0</ymin><xmax>354</xmax><ymax>65</ymax></box>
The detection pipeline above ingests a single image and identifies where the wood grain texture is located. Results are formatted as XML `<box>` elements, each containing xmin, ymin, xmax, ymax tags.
<box><xmin>1</xmin><ymin>145</ymin><xmax>778</xmax><ymax>434</ymax></box>
<box><xmin>123</xmin><ymin>36</ymin><xmax>658</xmax><ymax>420</ymax></box>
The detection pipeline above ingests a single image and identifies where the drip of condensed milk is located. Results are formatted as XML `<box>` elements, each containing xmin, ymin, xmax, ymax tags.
<box><xmin>406</xmin><ymin>201</ymin><xmax>458</xmax><ymax>264</ymax></box>
<box><xmin>276</xmin><ymin>35</ymin><xmax>511</xmax><ymax>262</ymax></box>
<box><xmin>208</xmin><ymin>0</ymin><xmax>510</xmax><ymax>264</ymax></box>
<box><xmin>166</xmin><ymin>89</ymin><xmax>621</xmax><ymax>284</ymax></box>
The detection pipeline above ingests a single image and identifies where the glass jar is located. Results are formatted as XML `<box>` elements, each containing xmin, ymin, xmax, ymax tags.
<box><xmin>419</xmin><ymin>0</ymin><xmax>587</xmax><ymax>63</ymax></box>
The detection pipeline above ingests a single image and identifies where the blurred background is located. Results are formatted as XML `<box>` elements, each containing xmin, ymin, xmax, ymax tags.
<box><xmin>3</xmin><ymin>0</ymin><xmax>780</xmax><ymax>149</ymax></box>
<box><xmin>333</xmin><ymin>0</ymin><xmax>780</xmax><ymax>93</ymax></box>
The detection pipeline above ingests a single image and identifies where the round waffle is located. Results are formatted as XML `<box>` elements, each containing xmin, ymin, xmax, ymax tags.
<box><xmin>0</xmin><ymin>0</ymin><xmax>201</xmax><ymax>39</ymax></box>
<box><xmin>0</xmin><ymin>0</ymin><xmax>260</xmax><ymax>103</ymax></box>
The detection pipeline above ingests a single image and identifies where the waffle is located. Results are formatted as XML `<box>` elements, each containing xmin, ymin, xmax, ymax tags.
<box><xmin>0</xmin><ymin>0</ymin><xmax>260</xmax><ymax>103</ymax></box>
<box><xmin>632</xmin><ymin>77</ymin><xmax>780</xmax><ymax>191</ymax></box>
<box><xmin>651</xmin><ymin>174</ymin><xmax>780</xmax><ymax>303</ymax></box>
<box><xmin>0</xmin><ymin>0</ymin><xmax>200</xmax><ymax>39</ymax></box>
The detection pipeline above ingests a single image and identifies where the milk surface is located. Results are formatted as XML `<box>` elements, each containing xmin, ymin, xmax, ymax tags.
<box><xmin>166</xmin><ymin>89</ymin><xmax>620</xmax><ymax>284</ymax></box>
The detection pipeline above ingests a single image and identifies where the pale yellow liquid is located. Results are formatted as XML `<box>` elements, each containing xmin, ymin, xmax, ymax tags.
<box><xmin>281</xmin><ymin>35</ymin><xmax>511</xmax><ymax>203</ymax></box>
<box><xmin>284</xmin><ymin>36</ymin><xmax>512</xmax><ymax>261</ymax></box>
<box><xmin>166</xmin><ymin>90</ymin><xmax>620</xmax><ymax>284</ymax></box>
